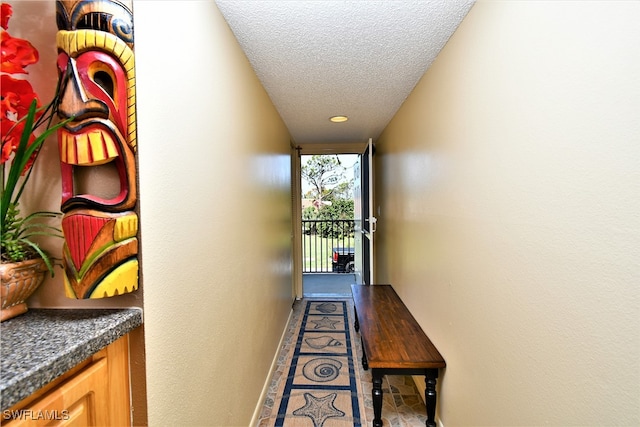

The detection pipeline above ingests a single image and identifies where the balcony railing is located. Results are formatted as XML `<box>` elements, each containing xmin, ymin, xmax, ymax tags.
<box><xmin>302</xmin><ymin>219</ymin><xmax>355</xmax><ymax>273</ymax></box>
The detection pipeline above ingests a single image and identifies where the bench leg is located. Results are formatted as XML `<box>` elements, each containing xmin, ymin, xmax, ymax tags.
<box><xmin>425</xmin><ymin>369</ymin><xmax>439</xmax><ymax>427</ymax></box>
<box><xmin>372</xmin><ymin>371</ymin><xmax>383</xmax><ymax>427</ymax></box>
<box><xmin>353</xmin><ymin>305</ymin><xmax>359</xmax><ymax>332</ymax></box>
<box><xmin>360</xmin><ymin>336</ymin><xmax>368</xmax><ymax>370</ymax></box>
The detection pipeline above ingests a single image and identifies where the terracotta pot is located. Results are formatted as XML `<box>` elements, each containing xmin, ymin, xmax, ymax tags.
<box><xmin>0</xmin><ymin>258</ymin><xmax>46</xmax><ymax>322</ymax></box>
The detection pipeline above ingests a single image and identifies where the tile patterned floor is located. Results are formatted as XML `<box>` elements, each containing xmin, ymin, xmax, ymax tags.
<box><xmin>257</xmin><ymin>298</ymin><xmax>428</xmax><ymax>426</ymax></box>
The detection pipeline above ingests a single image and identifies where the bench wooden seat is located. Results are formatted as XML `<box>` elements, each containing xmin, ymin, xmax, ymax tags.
<box><xmin>351</xmin><ymin>284</ymin><xmax>446</xmax><ymax>427</ymax></box>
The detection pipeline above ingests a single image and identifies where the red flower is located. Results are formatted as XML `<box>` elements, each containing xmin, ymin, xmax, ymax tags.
<box><xmin>1</xmin><ymin>76</ymin><xmax>41</xmax><ymax>167</ymax></box>
<box><xmin>1</xmin><ymin>74</ymin><xmax>40</xmax><ymax>116</ymax></box>
<box><xmin>0</xmin><ymin>3</ymin><xmax>41</xmax><ymax>170</ymax></box>
<box><xmin>1</xmin><ymin>30</ymin><xmax>39</xmax><ymax>74</ymax></box>
<box><xmin>0</xmin><ymin>3</ymin><xmax>11</xmax><ymax>30</ymax></box>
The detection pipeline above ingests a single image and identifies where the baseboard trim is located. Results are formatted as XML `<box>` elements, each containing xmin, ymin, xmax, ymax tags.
<box><xmin>250</xmin><ymin>307</ymin><xmax>294</xmax><ymax>427</ymax></box>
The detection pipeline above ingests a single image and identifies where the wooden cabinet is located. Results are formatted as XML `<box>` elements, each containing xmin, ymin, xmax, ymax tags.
<box><xmin>2</xmin><ymin>335</ymin><xmax>131</xmax><ymax>427</ymax></box>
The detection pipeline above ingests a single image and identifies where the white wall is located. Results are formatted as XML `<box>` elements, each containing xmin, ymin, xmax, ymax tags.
<box><xmin>134</xmin><ymin>1</ymin><xmax>293</xmax><ymax>425</ymax></box>
<box><xmin>376</xmin><ymin>1</ymin><xmax>640</xmax><ymax>426</ymax></box>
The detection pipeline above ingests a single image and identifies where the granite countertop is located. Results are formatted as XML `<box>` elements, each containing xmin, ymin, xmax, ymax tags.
<box><xmin>0</xmin><ymin>308</ymin><xmax>143</xmax><ymax>410</ymax></box>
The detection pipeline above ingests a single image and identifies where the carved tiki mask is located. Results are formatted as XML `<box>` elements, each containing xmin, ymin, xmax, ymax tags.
<box><xmin>55</xmin><ymin>0</ymin><xmax>139</xmax><ymax>298</ymax></box>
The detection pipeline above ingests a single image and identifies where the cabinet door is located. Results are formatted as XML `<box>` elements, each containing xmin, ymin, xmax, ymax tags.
<box><xmin>3</xmin><ymin>335</ymin><xmax>131</xmax><ymax>427</ymax></box>
<box><xmin>5</xmin><ymin>358</ymin><xmax>109</xmax><ymax>427</ymax></box>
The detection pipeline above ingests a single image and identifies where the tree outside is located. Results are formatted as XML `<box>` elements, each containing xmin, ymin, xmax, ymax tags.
<box><xmin>301</xmin><ymin>155</ymin><xmax>357</xmax><ymax>271</ymax></box>
<box><xmin>301</xmin><ymin>154</ymin><xmax>355</xmax><ymax>223</ymax></box>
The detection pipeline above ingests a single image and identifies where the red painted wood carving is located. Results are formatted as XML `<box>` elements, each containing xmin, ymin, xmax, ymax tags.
<box><xmin>55</xmin><ymin>0</ymin><xmax>139</xmax><ymax>298</ymax></box>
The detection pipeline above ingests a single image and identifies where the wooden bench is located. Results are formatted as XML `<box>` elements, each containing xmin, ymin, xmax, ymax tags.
<box><xmin>351</xmin><ymin>284</ymin><xmax>446</xmax><ymax>427</ymax></box>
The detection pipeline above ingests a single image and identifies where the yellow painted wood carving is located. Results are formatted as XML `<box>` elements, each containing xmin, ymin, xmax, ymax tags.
<box><xmin>55</xmin><ymin>0</ymin><xmax>139</xmax><ymax>299</ymax></box>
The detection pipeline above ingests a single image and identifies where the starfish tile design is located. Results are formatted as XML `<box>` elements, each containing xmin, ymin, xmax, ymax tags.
<box><xmin>292</xmin><ymin>392</ymin><xmax>346</xmax><ymax>427</ymax></box>
<box><xmin>309</xmin><ymin>316</ymin><xmax>341</xmax><ymax>330</ymax></box>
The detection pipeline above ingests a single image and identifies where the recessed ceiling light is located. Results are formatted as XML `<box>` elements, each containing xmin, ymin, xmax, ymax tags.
<box><xmin>329</xmin><ymin>115</ymin><xmax>348</xmax><ymax>123</ymax></box>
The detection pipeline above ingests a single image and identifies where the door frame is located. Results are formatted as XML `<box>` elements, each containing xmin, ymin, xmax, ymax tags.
<box><xmin>291</xmin><ymin>141</ymin><xmax>368</xmax><ymax>299</ymax></box>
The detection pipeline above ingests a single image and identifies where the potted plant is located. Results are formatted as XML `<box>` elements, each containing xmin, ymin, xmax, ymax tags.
<box><xmin>1</xmin><ymin>2</ymin><xmax>70</xmax><ymax>321</ymax></box>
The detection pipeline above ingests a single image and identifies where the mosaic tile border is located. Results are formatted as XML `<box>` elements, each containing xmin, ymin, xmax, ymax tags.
<box><xmin>258</xmin><ymin>298</ymin><xmax>428</xmax><ymax>427</ymax></box>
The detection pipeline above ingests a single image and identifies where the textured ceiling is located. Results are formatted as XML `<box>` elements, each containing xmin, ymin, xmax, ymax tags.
<box><xmin>215</xmin><ymin>0</ymin><xmax>475</xmax><ymax>145</ymax></box>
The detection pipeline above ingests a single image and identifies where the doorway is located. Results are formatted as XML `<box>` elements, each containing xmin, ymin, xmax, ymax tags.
<box><xmin>300</xmin><ymin>153</ymin><xmax>358</xmax><ymax>297</ymax></box>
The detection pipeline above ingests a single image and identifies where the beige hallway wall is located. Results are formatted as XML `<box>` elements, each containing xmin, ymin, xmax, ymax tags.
<box><xmin>375</xmin><ymin>1</ymin><xmax>639</xmax><ymax>426</ymax></box>
<box><xmin>134</xmin><ymin>2</ymin><xmax>293</xmax><ymax>425</ymax></box>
